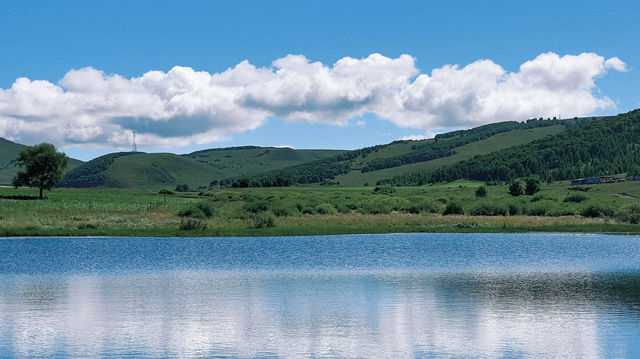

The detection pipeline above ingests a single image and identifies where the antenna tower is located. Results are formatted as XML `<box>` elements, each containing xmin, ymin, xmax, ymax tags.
<box><xmin>132</xmin><ymin>131</ymin><xmax>137</xmax><ymax>152</ymax></box>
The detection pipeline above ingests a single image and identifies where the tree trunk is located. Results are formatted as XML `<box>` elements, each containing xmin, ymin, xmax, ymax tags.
<box><xmin>39</xmin><ymin>184</ymin><xmax>43</xmax><ymax>199</ymax></box>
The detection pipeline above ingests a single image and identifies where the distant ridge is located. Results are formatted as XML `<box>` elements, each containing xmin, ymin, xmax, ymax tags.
<box><xmin>59</xmin><ymin>146</ymin><xmax>344</xmax><ymax>190</ymax></box>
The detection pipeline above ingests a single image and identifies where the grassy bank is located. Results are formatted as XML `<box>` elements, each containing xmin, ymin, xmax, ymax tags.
<box><xmin>0</xmin><ymin>181</ymin><xmax>639</xmax><ymax>237</ymax></box>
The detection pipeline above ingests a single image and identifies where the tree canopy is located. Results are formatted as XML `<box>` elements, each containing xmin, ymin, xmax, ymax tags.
<box><xmin>12</xmin><ymin>143</ymin><xmax>69</xmax><ymax>198</ymax></box>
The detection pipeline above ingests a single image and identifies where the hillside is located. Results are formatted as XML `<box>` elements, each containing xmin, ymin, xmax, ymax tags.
<box><xmin>184</xmin><ymin>146</ymin><xmax>344</xmax><ymax>178</ymax></box>
<box><xmin>0</xmin><ymin>137</ymin><xmax>83</xmax><ymax>185</ymax></box>
<box><xmin>59</xmin><ymin>146</ymin><xmax>344</xmax><ymax>190</ymax></box>
<box><xmin>382</xmin><ymin>109</ymin><xmax>640</xmax><ymax>185</ymax></box>
<box><xmin>225</xmin><ymin>117</ymin><xmax>596</xmax><ymax>187</ymax></box>
<box><xmin>335</xmin><ymin>126</ymin><xmax>565</xmax><ymax>186</ymax></box>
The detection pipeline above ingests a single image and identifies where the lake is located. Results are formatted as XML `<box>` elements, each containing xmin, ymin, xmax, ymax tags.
<box><xmin>1</xmin><ymin>233</ymin><xmax>639</xmax><ymax>358</ymax></box>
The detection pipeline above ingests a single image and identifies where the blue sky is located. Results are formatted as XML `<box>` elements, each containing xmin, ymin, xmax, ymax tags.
<box><xmin>0</xmin><ymin>0</ymin><xmax>638</xmax><ymax>160</ymax></box>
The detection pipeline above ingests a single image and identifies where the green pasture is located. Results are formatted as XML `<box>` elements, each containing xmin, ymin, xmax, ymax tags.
<box><xmin>0</xmin><ymin>179</ymin><xmax>638</xmax><ymax>236</ymax></box>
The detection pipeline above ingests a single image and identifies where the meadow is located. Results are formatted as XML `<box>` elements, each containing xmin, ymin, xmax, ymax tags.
<box><xmin>0</xmin><ymin>180</ymin><xmax>638</xmax><ymax>237</ymax></box>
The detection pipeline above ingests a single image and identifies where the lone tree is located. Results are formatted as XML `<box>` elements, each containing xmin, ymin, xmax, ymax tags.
<box><xmin>475</xmin><ymin>185</ymin><xmax>487</xmax><ymax>198</ymax></box>
<box><xmin>12</xmin><ymin>143</ymin><xmax>69</xmax><ymax>199</ymax></box>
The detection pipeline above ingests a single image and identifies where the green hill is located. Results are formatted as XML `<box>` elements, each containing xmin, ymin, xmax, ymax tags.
<box><xmin>225</xmin><ymin>116</ymin><xmax>596</xmax><ymax>187</ymax></box>
<box><xmin>184</xmin><ymin>146</ymin><xmax>344</xmax><ymax>178</ymax></box>
<box><xmin>382</xmin><ymin>109</ymin><xmax>640</xmax><ymax>185</ymax></box>
<box><xmin>0</xmin><ymin>138</ymin><xmax>83</xmax><ymax>185</ymax></box>
<box><xmin>335</xmin><ymin>126</ymin><xmax>565</xmax><ymax>186</ymax></box>
<box><xmin>59</xmin><ymin>146</ymin><xmax>345</xmax><ymax>190</ymax></box>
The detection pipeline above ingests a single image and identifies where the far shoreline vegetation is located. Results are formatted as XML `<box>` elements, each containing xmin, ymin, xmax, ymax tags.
<box><xmin>0</xmin><ymin>180</ymin><xmax>638</xmax><ymax>237</ymax></box>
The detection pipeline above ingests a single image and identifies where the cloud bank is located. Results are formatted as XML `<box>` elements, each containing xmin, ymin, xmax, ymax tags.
<box><xmin>0</xmin><ymin>52</ymin><xmax>626</xmax><ymax>148</ymax></box>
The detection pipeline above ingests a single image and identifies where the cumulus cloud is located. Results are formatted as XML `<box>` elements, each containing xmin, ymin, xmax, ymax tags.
<box><xmin>0</xmin><ymin>52</ymin><xmax>627</xmax><ymax>149</ymax></box>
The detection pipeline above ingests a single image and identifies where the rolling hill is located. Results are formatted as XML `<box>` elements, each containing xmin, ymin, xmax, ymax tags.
<box><xmin>59</xmin><ymin>146</ymin><xmax>345</xmax><ymax>190</ymax></box>
<box><xmin>381</xmin><ymin>109</ymin><xmax>640</xmax><ymax>185</ymax></box>
<box><xmin>0</xmin><ymin>138</ymin><xmax>83</xmax><ymax>185</ymax></box>
<box><xmin>225</xmin><ymin>116</ymin><xmax>597</xmax><ymax>187</ymax></box>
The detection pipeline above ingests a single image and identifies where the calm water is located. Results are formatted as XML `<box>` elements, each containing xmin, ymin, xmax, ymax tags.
<box><xmin>1</xmin><ymin>233</ymin><xmax>640</xmax><ymax>358</ymax></box>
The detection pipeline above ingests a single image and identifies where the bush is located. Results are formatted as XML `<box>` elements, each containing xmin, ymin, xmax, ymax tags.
<box><xmin>250</xmin><ymin>211</ymin><xmax>276</xmax><ymax>228</ymax></box>
<box><xmin>443</xmin><ymin>201</ymin><xmax>464</xmax><ymax>215</ymax></box>
<box><xmin>359</xmin><ymin>197</ymin><xmax>392</xmax><ymax>214</ymax></box>
<box><xmin>373</xmin><ymin>185</ymin><xmax>396</xmax><ymax>195</ymax></box>
<box><xmin>507</xmin><ymin>202</ymin><xmax>522</xmax><ymax>215</ymax></box>
<box><xmin>314</xmin><ymin>203</ymin><xmax>338</xmax><ymax>215</ymax></box>
<box><xmin>469</xmin><ymin>202</ymin><xmax>507</xmax><ymax>216</ymax></box>
<box><xmin>179</xmin><ymin>218</ymin><xmax>207</xmax><ymax>231</ymax></box>
<box><xmin>525</xmin><ymin>177</ymin><xmax>542</xmax><ymax>196</ymax></box>
<box><xmin>403</xmin><ymin>199</ymin><xmax>441</xmax><ymax>214</ymax></box>
<box><xmin>175</xmin><ymin>184</ymin><xmax>190</xmax><ymax>192</ymax></box>
<box><xmin>525</xmin><ymin>204</ymin><xmax>550</xmax><ymax>216</ymax></box>
<box><xmin>178</xmin><ymin>201</ymin><xmax>214</xmax><ymax>219</ymax></box>
<box><xmin>617</xmin><ymin>204</ymin><xmax>640</xmax><ymax>224</ymax></box>
<box><xmin>158</xmin><ymin>189</ymin><xmax>174</xmax><ymax>195</ymax></box>
<box><xmin>581</xmin><ymin>205</ymin><xmax>615</xmax><ymax>218</ymax></box>
<box><xmin>243</xmin><ymin>200</ymin><xmax>269</xmax><ymax>213</ymax></box>
<box><xmin>509</xmin><ymin>181</ymin><xmax>523</xmax><ymax>196</ymax></box>
<box><xmin>563</xmin><ymin>193</ymin><xmax>589</xmax><ymax>203</ymax></box>
<box><xmin>475</xmin><ymin>185</ymin><xmax>487</xmax><ymax>198</ymax></box>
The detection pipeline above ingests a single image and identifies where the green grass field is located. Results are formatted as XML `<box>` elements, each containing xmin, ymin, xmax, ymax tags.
<box><xmin>335</xmin><ymin>126</ymin><xmax>565</xmax><ymax>186</ymax></box>
<box><xmin>1</xmin><ymin>179</ymin><xmax>638</xmax><ymax>237</ymax></box>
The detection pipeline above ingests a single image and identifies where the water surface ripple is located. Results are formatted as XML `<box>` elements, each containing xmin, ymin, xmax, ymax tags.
<box><xmin>1</xmin><ymin>233</ymin><xmax>639</xmax><ymax>358</ymax></box>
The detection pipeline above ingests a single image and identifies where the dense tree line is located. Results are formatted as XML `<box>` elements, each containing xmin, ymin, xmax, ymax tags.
<box><xmin>58</xmin><ymin>152</ymin><xmax>138</xmax><ymax>188</ymax></box>
<box><xmin>380</xmin><ymin>110</ymin><xmax>640</xmax><ymax>185</ymax></box>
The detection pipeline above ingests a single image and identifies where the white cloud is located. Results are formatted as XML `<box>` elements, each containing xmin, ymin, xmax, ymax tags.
<box><xmin>0</xmin><ymin>52</ymin><xmax>627</xmax><ymax>149</ymax></box>
<box><xmin>605</xmin><ymin>57</ymin><xmax>627</xmax><ymax>72</ymax></box>
<box><xmin>401</xmin><ymin>134</ymin><xmax>428</xmax><ymax>141</ymax></box>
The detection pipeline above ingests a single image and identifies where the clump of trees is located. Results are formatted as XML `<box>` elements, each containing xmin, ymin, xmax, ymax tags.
<box><xmin>12</xmin><ymin>143</ymin><xmax>69</xmax><ymax>199</ymax></box>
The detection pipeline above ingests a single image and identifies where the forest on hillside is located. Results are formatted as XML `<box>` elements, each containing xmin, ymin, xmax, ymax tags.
<box><xmin>380</xmin><ymin>110</ymin><xmax>640</xmax><ymax>186</ymax></box>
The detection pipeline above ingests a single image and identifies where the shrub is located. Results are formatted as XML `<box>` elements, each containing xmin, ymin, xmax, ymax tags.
<box><xmin>373</xmin><ymin>185</ymin><xmax>396</xmax><ymax>195</ymax></box>
<box><xmin>175</xmin><ymin>184</ymin><xmax>190</xmax><ymax>192</ymax></box>
<box><xmin>469</xmin><ymin>202</ymin><xmax>507</xmax><ymax>216</ymax></box>
<box><xmin>314</xmin><ymin>203</ymin><xmax>338</xmax><ymax>215</ymax></box>
<box><xmin>179</xmin><ymin>218</ymin><xmax>207</xmax><ymax>231</ymax></box>
<box><xmin>525</xmin><ymin>177</ymin><xmax>542</xmax><ymax>196</ymax></box>
<box><xmin>509</xmin><ymin>181</ymin><xmax>523</xmax><ymax>196</ymax></box>
<box><xmin>178</xmin><ymin>202</ymin><xmax>214</xmax><ymax>219</ymax></box>
<box><xmin>525</xmin><ymin>204</ymin><xmax>549</xmax><ymax>216</ymax></box>
<box><xmin>250</xmin><ymin>211</ymin><xmax>276</xmax><ymax>228</ymax></box>
<box><xmin>475</xmin><ymin>185</ymin><xmax>487</xmax><ymax>198</ymax></box>
<box><xmin>359</xmin><ymin>197</ymin><xmax>392</xmax><ymax>214</ymax></box>
<box><xmin>507</xmin><ymin>202</ymin><xmax>522</xmax><ymax>215</ymax></box>
<box><xmin>563</xmin><ymin>193</ymin><xmax>589</xmax><ymax>203</ymax></box>
<box><xmin>158</xmin><ymin>189</ymin><xmax>174</xmax><ymax>195</ymax></box>
<box><xmin>617</xmin><ymin>204</ymin><xmax>640</xmax><ymax>224</ymax></box>
<box><xmin>403</xmin><ymin>199</ymin><xmax>441</xmax><ymax>214</ymax></box>
<box><xmin>243</xmin><ymin>200</ymin><xmax>269</xmax><ymax>213</ymax></box>
<box><xmin>580</xmin><ymin>205</ymin><xmax>615</xmax><ymax>218</ymax></box>
<box><xmin>443</xmin><ymin>201</ymin><xmax>464</xmax><ymax>215</ymax></box>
